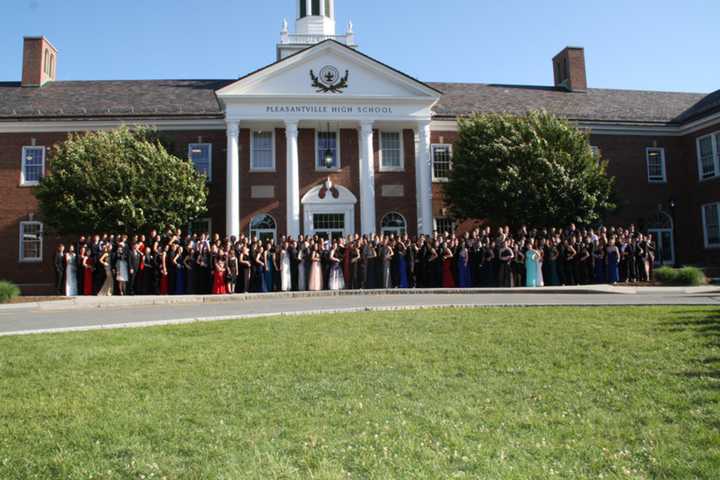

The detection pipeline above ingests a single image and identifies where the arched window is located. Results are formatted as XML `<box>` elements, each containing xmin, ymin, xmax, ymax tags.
<box><xmin>647</xmin><ymin>210</ymin><xmax>674</xmax><ymax>266</ymax></box>
<box><xmin>647</xmin><ymin>211</ymin><xmax>673</xmax><ymax>230</ymax></box>
<box><xmin>250</xmin><ymin>214</ymin><xmax>277</xmax><ymax>243</ymax></box>
<box><xmin>381</xmin><ymin>212</ymin><xmax>406</xmax><ymax>236</ymax></box>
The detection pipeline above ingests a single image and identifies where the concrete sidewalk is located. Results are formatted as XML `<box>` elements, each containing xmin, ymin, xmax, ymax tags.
<box><xmin>1</xmin><ymin>285</ymin><xmax>718</xmax><ymax>312</ymax></box>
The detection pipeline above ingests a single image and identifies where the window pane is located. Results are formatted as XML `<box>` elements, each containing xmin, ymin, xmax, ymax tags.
<box><xmin>381</xmin><ymin>132</ymin><xmax>401</xmax><ymax>168</ymax></box>
<box><xmin>705</xmin><ymin>204</ymin><xmax>720</xmax><ymax>245</ymax></box>
<box><xmin>299</xmin><ymin>0</ymin><xmax>306</xmax><ymax>17</ymax></box>
<box><xmin>189</xmin><ymin>144</ymin><xmax>211</xmax><ymax>178</ymax></box>
<box><xmin>250</xmin><ymin>214</ymin><xmax>277</xmax><ymax>230</ymax></box>
<box><xmin>189</xmin><ymin>219</ymin><xmax>211</xmax><ymax>236</ymax></box>
<box><xmin>252</xmin><ymin>132</ymin><xmax>274</xmax><ymax>169</ymax></box>
<box><xmin>324</xmin><ymin>0</ymin><xmax>331</xmax><ymax>16</ymax></box>
<box><xmin>434</xmin><ymin>218</ymin><xmax>454</xmax><ymax>234</ymax></box>
<box><xmin>23</xmin><ymin>147</ymin><xmax>44</xmax><ymax>183</ymax></box>
<box><xmin>317</xmin><ymin>132</ymin><xmax>338</xmax><ymax>169</ymax></box>
<box><xmin>311</xmin><ymin>0</ymin><xmax>320</xmax><ymax>15</ymax></box>
<box><xmin>432</xmin><ymin>145</ymin><xmax>452</xmax><ymax>179</ymax></box>
<box><xmin>20</xmin><ymin>222</ymin><xmax>42</xmax><ymax>260</ymax></box>
<box><xmin>313</xmin><ymin>214</ymin><xmax>344</xmax><ymax>230</ymax></box>
<box><xmin>647</xmin><ymin>149</ymin><xmax>664</xmax><ymax>181</ymax></box>
<box><xmin>699</xmin><ymin>136</ymin><xmax>716</xmax><ymax>178</ymax></box>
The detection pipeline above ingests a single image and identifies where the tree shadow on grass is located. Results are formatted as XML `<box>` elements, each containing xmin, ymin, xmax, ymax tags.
<box><xmin>660</xmin><ymin>311</ymin><xmax>720</xmax><ymax>391</ymax></box>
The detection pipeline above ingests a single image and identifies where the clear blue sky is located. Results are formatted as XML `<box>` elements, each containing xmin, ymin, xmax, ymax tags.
<box><xmin>1</xmin><ymin>0</ymin><xmax>718</xmax><ymax>93</ymax></box>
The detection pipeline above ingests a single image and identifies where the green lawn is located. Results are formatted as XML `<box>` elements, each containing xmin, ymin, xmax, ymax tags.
<box><xmin>1</xmin><ymin>307</ymin><xmax>719</xmax><ymax>479</ymax></box>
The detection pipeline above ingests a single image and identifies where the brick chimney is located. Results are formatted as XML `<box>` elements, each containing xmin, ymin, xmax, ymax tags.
<box><xmin>21</xmin><ymin>36</ymin><xmax>57</xmax><ymax>87</ymax></box>
<box><xmin>552</xmin><ymin>47</ymin><xmax>587</xmax><ymax>92</ymax></box>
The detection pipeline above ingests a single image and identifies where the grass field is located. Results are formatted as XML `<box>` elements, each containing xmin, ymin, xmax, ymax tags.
<box><xmin>1</xmin><ymin>307</ymin><xmax>718</xmax><ymax>479</ymax></box>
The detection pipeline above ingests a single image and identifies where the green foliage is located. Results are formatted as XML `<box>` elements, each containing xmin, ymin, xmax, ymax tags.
<box><xmin>0</xmin><ymin>307</ymin><xmax>719</xmax><ymax>478</ymax></box>
<box><xmin>655</xmin><ymin>266</ymin><xmax>707</xmax><ymax>286</ymax></box>
<box><xmin>0</xmin><ymin>281</ymin><xmax>20</xmax><ymax>303</ymax></box>
<box><xmin>34</xmin><ymin>127</ymin><xmax>208</xmax><ymax>235</ymax></box>
<box><xmin>444</xmin><ymin>111</ymin><xmax>616</xmax><ymax>226</ymax></box>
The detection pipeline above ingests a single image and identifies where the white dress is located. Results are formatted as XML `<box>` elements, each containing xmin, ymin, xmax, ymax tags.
<box><xmin>328</xmin><ymin>252</ymin><xmax>345</xmax><ymax>291</ymax></box>
<box><xmin>65</xmin><ymin>253</ymin><xmax>78</xmax><ymax>297</ymax></box>
<box><xmin>116</xmin><ymin>258</ymin><xmax>129</xmax><ymax>282</ymax></box>
<box><xmin>280</xmin><ymin>250</ymin><xmax>291</xmax><ymax>291</ymax></box>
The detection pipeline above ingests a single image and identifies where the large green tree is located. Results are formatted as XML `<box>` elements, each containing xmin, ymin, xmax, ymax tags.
<box><xmin>444</xmin><ymin>111</ymin><xmax>616</xmax><ymax>227</ymax></box>
<box><xmin>35</xmin><ymin>127</ymin><xmax>208</xmax><ymax>235</ymax></box>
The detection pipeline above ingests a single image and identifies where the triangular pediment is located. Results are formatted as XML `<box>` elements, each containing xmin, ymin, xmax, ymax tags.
<box><xmin>217</xmin><ymin>40</ymin><xmax>441</xmax><ymax>100</ymax></box>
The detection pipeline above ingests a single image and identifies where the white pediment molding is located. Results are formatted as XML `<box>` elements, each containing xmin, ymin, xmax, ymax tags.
<box><xmin>217</xmin><ymin>40</ymin><xmax>441</xmax><ymax>100</ymax></box>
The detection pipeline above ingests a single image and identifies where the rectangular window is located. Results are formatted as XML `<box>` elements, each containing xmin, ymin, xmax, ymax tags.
<box><xmin>434</xmin><ymin>217</ymin><xmax>455</xmax><ymax>235</ymax></box>
<box><xmin>697</xmin><ymin>133</ymin><xmax>719</xmax><ymax>180</ymax></box>
<box><xmin>188</xmin><ymin>218</ymin><xmax>212</xmax><ymax>237</ymax></box>
<box><xmin>316</xmin><ymin>131</ymin><xmax>340</xmax><ymax>170</ymax></box>
<box><xmin>188</xmin><ymin>143</ymin><xmax>212</xmax><ymax>180</ymax></box>
<box><xmin>251</xmin><ymin>131</ymin><xmax>275</xmax><ymax>171</ymax></box>
<box><xmin>324</xmin><ymin>0</ymin><xmax>331</xmax><ymax>16</ymax></box>
<box><xmin>702</xmin><ymin>203</ymin><xmax>720</xmax><ymax>248</ymax></box>
<box><xmin>19</xmin><ymin>221</ymin><xmax>43</xmax><ymax>262</ymax></box>
<box><xmin>380</xmin><ymin>131</ymin><xmax>403</xmax><ymax>171</ymax></box>
<box><xmin>431</xmin><ymin>144</ymin><xmax>452</xmax><ymax>181</ymax></box>
<box><xmin>311</xmin><ymin>0</ymin><xmax>320</xmax><ymax>15</ymax></box>
<box><xmin>21</xmin><ymin>146</ymin><xmax>45</xmax><ymax>186</ymax></box>
<box><xmin>646</xmin><ymin>147</ymin><xmax>667</xmax><ymax>183</ymax></box>
<box><xmin>299</xmin><ymin>0</ymin><xmax>306</xmax><ymax>17</ymax></box>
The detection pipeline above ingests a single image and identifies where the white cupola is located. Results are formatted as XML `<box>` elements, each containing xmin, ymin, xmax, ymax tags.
<box><xmin>277</xmin><ymin>0</ymin><xmax>357</xmax><ymax>60</ymax></box>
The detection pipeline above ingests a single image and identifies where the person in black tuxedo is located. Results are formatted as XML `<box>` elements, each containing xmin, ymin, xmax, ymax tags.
<box><xmin>54</xmin><ymin>244</ymin><xmax>66</xmax><ymax>295</ymax></box>
<box><xmin>128</xmin><ymin>242</ymin><xmax>143</xmax><ymax>295</ymax></box>
<box><xmin>289</xmin><ymin>240</ymin><xmax>299</xmax><ymax>291</ymax></box>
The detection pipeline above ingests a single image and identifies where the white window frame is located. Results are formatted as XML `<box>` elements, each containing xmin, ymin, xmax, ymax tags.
<box><xmin>188</xmin><ymin>143</ymin><xmax>213</xmax><ymax>181</ymax></box>
<box><xmin>696</xmin><ymin>132</ymin><xmax>720</xmax><ymax>181</ymax></box>
<box><xmin>19</xmin><ymin>221</ymin><xmax>43</xmax><ymax>263</ymax></box>
<box><xmin>20</xmin><ymin>146</ymin><xmax>45</xmax><ymax>186</ymax></box>
<box><xmin>701</xmin><ymin>202</ymin><xmax>720</xmax><ymax>249</ymax></box>
<box><xmin>315</xmin><ymin>130</ymin><xmax>341</xmax><ymax>172</ymax></box>
<box><xmin>380</xmin><ymin>212</ymin><xmax>407</xmax><ymax>236</ymax></box>
<box><xmin>379</xmin><ymin>131</ymin><xmax>404</xmax><ymax>172</ymax></box>
<box><xmin>431</xmin><ymin>144</ymin><xmax>453</xmax><ymax>183</ymax></box>
<box><xmin>188</xmin><ymin>218</ymin><xmax>212</xmax><ymax>237</ymax></box>
<box><xmin>646</xmin><ymin>147</ymin><xmax>667</xmax><ymax>183</ymax></box>
<box><xmin>249</xmin><ymin>214</ymin><xmax>278</xmax><ymax>243</ymax></box>
<box><xmin>250</xmin><ymin>130</ymin><xmax>276</xmax><ymax>172</ymax></box>
<box><xmin>433</xmin><ymin>217</ymin><xmax>455</xmax><ymax>235</ymax></box>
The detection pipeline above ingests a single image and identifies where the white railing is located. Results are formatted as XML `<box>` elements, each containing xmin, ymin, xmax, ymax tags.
<box><xmin>281</xmin><ymin>33</ymin><xmax>355</xmax><ymax>46</ymax></box>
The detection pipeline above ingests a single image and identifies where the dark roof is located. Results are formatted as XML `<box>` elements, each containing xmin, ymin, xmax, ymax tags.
<box><xmin>674</xmin><ymin>89</ymin><xmax>720</xmax><ymax>123</ymax></box>
<box><xmin>0</xmin><ymin>80</ymin><xmax>231</xmax><ymax>119</ymax></box>
<box><xmin>428</xmin><ymin>83</ymin><xmax>708</xmax><ymax>124</ymax></box>
<box><xmin>0</xmin><ymin>77</ymin><xmax>713</xmax><ymax>126</ymax></box>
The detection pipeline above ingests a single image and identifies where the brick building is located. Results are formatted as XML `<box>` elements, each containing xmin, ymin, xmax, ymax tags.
<box><xmin>1</xmin><ymin>0</ymin><xmax>719</xmax><ymax>293</ymax></box>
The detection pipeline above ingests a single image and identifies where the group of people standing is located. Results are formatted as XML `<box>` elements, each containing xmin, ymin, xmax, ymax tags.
<box><xmin>54</xmin><ymin>224</ymin><xmax>657</xmax><ymax>297</ymax></box>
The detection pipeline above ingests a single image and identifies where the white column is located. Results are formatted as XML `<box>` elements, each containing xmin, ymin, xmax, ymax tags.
<box><xmin>226</xmin><ymin>121</ymin><xmax>240</xmax><ymax>238</ymax></box>
<box><xmin>416</xmin><ymin>120</ymin><xmax>433</xmax><ymax>235</ymax></box>
<box><xmin>285</xmin><ymin>121</ymin><xmax>301</xmax><ymax>238</ymax></box>
<box><xmin>359</xmin><ymin>120</ymin><xmax>376</xmax><ymax>235</ymax></box>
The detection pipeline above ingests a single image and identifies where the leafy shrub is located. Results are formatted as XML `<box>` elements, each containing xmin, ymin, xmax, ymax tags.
<box><xmin>655</xmin><ymin>266</ymin><xmax>707</xmax><ymax>286</ymax></box>
<box><xmin>0</xmin><ymin>280</ymin><xmax>20</xmax><ymax>303</ymax></box>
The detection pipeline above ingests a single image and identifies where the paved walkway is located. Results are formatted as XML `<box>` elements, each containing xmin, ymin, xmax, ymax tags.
<box><xmin>0</xmin><ymin>287</ymin><xmax>718</xmax><ymax>337</ymax></box>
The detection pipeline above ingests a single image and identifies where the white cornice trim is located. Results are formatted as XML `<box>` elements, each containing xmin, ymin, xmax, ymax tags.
<box><xmin>0</xmin><ymin>118</ymin><xmax>226</xmax><ymax>133</ymax></box>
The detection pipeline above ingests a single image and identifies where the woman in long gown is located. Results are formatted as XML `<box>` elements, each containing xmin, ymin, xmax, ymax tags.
<box><xmin>343</xmin><ymin>238</ymin><xmax>352</xmax><ymax>287</ymax></box>
<box><xmin>593</xmin><ymin>240</ymin><xmax>607</xmax><ymax>284</ymax></box>
<box><xmin>173</xmin><ymin>247</ymin><xmax>186</xmax><ymax>295</ymax></box>
<box><xmin>97</xmin><ymin>245</ymin><xmax>114</xmax><ymax>296</ymax></box>
<box><xmin>396</xmin><ymin>240</ymin><xmax>409</xmax><ymax>289</ymax></box>
<box><xmin>455</xmin><ymin>240</ymin><xmax>472</xmax><ymax>288</ymax></box>
<box><xmin>252</xmin><ymin>246</ymin><xmax>268</xmax><ymax>293</ymax></box>
<box><xmin>280</xmin><ymin>243</ymin><xmax>292</xmax><ymax>292</ymax></box>
<box><xmin>81</xmin><ymin>247</ymin><xmax>94</xmax><ymax>296</ymax></box>
<box><xmin>380</xmin><ymin>241</ymin><xmax>393</xmax><ymax>289</ymax></box>
<box><xmin>226</xmin><ymin>249</ymin><xmax>239</xmax><ymax>294</ymax></box>
<box><xmin>441</xmin><ymin>242</ymin><xmax>456</xmax><ymax>288</ymax></box>
<box><xmin>65</xmin><ymin>245</ymin><xmax>78</xmax><ymax>297</ymax></box>
<box><xmin>212</xmin><ymin>258</ymin><xmax>228</xmax><ymax>295</ymax></box>
<box><xmin>479</xmin><ymin>243</ymin><xmax>495</xmax><ymax>288</ymax></box>
<box><xmin>328</xmin><ymin>243</ymin><xmax>346</xmax><ymax>291</ymax></box>
<box><xmin>264</xmin><ymin>247</ymin><xmax>275</xmax><ymax>293</ymax></box>
<box><xmin>308</xmin><ymin>245</ymin><xmax>323</xmax><ymax>291</ymax></box>
<box><xmin>237</xmin><ymin>246</ymin><xmax>252</xmax><ymax>293</ymax></box>
<box><xmin>525</xmin><ymin>241</ymin><xmax>543</xmax><ymax>288</ymax></box>
<box><xmin>350</xmin><ymin>242</ymin><xmax>362</xmax><ymax>289</ymax></box>
<box><xmin>365</xmin><ymin>241</ymin><xmax>378</xmax><ymax>289</ymax></box>
<box><xmin>497</xmin><ymin>241</ymin><xmax>515</xmax><ymax>288</ymax></box>
<box><xmin>606</xmin><ymin>239</ymin><xmax>620</xmax><ymax>284</ymax></box>
<box><xmin>296</xmin><ymin>243</ymin><xmax>307</xmax><ymax>291</ymax></box>
<box><xmin>158</xmin><ymin>246</ymin><xmax>169</xmax><ymax>295</ymax></box>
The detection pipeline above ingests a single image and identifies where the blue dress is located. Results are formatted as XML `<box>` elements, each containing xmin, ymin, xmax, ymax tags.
<box><xmin>456</xmin><ymin>249</ymin><xmax>472</xmax><ymax>288</ymax></box>
<box><xmin>607</xmin><ymin>248</ymin><xmax>620</xmax><ymax>283</ymax></box>
<box><xmin>397</xmin><ymin>252</ymin><xmax>409</xmax><ymax>288</ymax></box>
<box><xmin>264</xmin><ymin>254</ymin><xmax>274</xmax><ymax>292</ymax></box>
<box><xmin>525</xmin><ymin>250</ymin><xmax>543</xmax><ymax>287</ymax></box>
<box><xmin>593</xmin><ymin>254</ymin><xmax>606</xmax><ymax>284</ymax></box>
<box><xmin>175</xmin><ymin>262</ymin><xmax>186</xmax><ymax>295</ymax></box>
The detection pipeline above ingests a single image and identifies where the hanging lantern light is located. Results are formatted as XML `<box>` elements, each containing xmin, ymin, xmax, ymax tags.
<box><xmin>323</xmin><ymin>121</ymin><xmax>334</xmax><ymax>169</ymax></box>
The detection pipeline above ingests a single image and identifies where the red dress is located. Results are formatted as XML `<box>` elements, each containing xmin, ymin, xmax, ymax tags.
<box><xmin>83</xmin><ymin>258</ymin><xmax>94</xmax><ymax>296</ymax></box>
<box><xmin>212</xmin><ymin>268</ymin><xmax>227</xmax><ymax>295</ymax></box>
<box><xmin>442</xmin><ymin>257</ymin><xmax>456</xmax><ymax>288</ymax></box>
<box><xmin>343</xmin><ymin>246</ymin><xmax>351</xmax><ymax>286</ymax></box>
<box><xmin>159</xmin><ymin>272</ymin><xmax>169</xmax><ymax>295</ymax></box>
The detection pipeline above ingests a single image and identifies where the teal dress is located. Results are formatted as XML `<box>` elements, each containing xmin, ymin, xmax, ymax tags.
<box><xmin>525</xmin><ymin>250</ymin><xmax>543</xmax><ymax>287</ymax></box>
